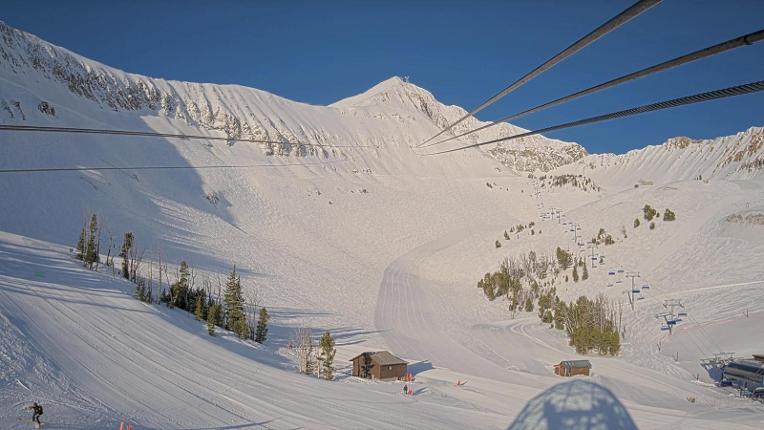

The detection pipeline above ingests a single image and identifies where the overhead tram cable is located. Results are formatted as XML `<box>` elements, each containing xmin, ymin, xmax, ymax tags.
<box><xmin>0</xmin><ymin>160</ymin><xmax>348</xmax><ymax>175</ymax></box>
<box><xmin>417</xmin><ymin>0</ymin><xmax>662</xmax><ymax>147</ymax></box>
<box><xmin>422</xmin><ymin>28</ymin><xmax>764</xmax><ymax>149</ymax></box>
<box><xmin>0</xmin><ymin>124</ymin><xmax>374</xmax><ymax>149</ymax></box>
<box><xmin>421</xmin><ymin>80</ymin><xmax>764</xmax><ymax>156</ymax></box>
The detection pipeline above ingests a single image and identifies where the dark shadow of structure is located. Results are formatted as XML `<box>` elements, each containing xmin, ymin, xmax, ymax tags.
<box><xmin>507</xmin><ymin>379</ymin><xmax>638</xmax><ymax>430</ymax></box>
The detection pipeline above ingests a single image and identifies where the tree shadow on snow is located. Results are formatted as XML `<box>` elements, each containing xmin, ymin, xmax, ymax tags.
<box><xmin>506</xmin><ymin>379</ymin><xmax>638</xmax><ymax>430</ymax></box>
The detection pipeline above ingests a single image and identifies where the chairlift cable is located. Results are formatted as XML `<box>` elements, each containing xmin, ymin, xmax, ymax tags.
<box><xmin>417</xmin><ymin>0</ymin><xmax>662</xmax><ymax>147</ymax></box>
<box><xmin>0</xmin><ymin>160</ymin><xmax>348</xmax><ymax>174</ymax></box>
<box><xmin>422</xmin><ymin>28</ymin><xmax>764</xmax><ymax>149</ymax></box>
<box><xmin>420</xmin><ymin>80</ymin><xmax>764</xmax><ymax>156</ymax></box>
<box><xmin>0</xmin><ymin>124</ymin><xmax>375</xmax><ymax>149</ymax></box>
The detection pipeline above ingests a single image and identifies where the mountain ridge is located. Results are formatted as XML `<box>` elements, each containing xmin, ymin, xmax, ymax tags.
<box><xmin>0</xmin><ymin>20</ymin><xmax>586</xmax><ymax>172</ymax></box>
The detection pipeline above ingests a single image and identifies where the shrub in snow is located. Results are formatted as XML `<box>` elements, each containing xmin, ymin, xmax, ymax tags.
<box><xmin>643</xmin><ymin>204</ymin><xmax>657</xmax><ymax>221</ymax></box>
<box><xmin>664</xmin><ymin>208</ymin><xmax>676</xmax><ymax>221</ymax></box>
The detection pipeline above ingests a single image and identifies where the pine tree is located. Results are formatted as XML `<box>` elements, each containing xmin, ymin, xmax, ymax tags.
<box><xmin>304</xmin><ymin>342</ymin><xmax>316</xmax><ymax>375</ymax></box>
<box><xmin>134</xmin><ymin>279</ymin><xmax>146</xmax><ymax>302</ymax></box>
<box><xmin>319</xmin><ymin>331</ymin><xmax>336</xmax><ymax>380</ymax></box>
<box><xmin>224</xmin><ymin>266</ymin><xmax>249</xmax><ymax>339</ymax></box>
<box><xmin>360</xmin><ymin>352</ymin><xmax>373</xmax><ymax>378</ymax></box>
<box><xmin>663</xmin><ymin>208</ymin><xmax>676</xmax><ymax>221</ymax></box>
<box><xmin>572</xmin><ymin>264</ymin><xmax>579</xmax><ymax>282</ymax></box>
<box><xmin>84</xmin><ymin>214</ymin><xmax>99</xmax><ymax>268</ymax></box>
<box><xmin>207</xmin><ymin>303</ymin><xmax>221</xmax><ymax>335</ymax></box>
<box><xmin>503</xmin><ymin>230</ymin><xmax>510</xmax><ymax>240</ymax></box>
<box><xmin>582</xmin><ymin>263</ymin><xmax>588</xmax><ymax>280</ymax></box>
<box><xmin>194</xmin><ymin>294</ymin><xmax>206</xmax><ymax>321</ymax></box>
<box><xmin>76</xmin><ymin>226</ymin><xmax>86</xmax><ymax>261</ymax></box>
<box><xmin>171</xmin><ymin>261</ymin><xmax>191</xmax><ymax>310</ymax></box>
<box><xmin>255</xmin><ymin>307</ymin><xmax>270</xmax><ymax>343</ymax></box>
<box><xmin>524</xmin><ymin>297</ymin><xmax>534</xmax><ymax>312</ymax></box>
<box><xmin>634</xmin><ymin>218</ymin><xmax>640</xmax><ymax>228</ymax></box>
<box><xmin>119</xmin><ymin>232</ymin><xmax>134</xmax><ymax>279</ymax></box>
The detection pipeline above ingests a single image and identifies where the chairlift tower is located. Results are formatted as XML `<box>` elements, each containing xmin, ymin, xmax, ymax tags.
<box><xmin>663</xmin><ymin>299</ymin><xmax>684</xmax><ymax>317</ymax></box>
<box><xmin>656</xmin><ymin>312</ymin><xmax>675</xmax><ymax>334</ymax></box>
<box><xmin>625</xmin><ymin>272</ymin><xmax>640</xmax><ymax>310</ymax></box>
<box><xmin>588</xmin><ymin>242</ymin><xmax>598</xmax><ymax>269</ymax></box>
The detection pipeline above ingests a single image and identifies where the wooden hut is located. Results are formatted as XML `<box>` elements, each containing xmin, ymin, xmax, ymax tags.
<box><xmin>554</xmin><ymin>360</ymin><xmax>592</xmax><ymax>377</ymax></box>
<box><xmin>350</xmin><ymin>351</ymin><xmax>407</xmax><ymax>380</ymax></box>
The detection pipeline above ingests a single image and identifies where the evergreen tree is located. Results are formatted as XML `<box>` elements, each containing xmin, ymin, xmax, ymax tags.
<box><xmin>119</xmin><ymin>232</ymin><xmax>134</xmax><ymax>279</ymax></box>
<box><xmin>643</xmin><ymin>204</ymin><xmax>657</xmax><ymax>221</ymax></box>
<box><xmin>503</xmin><ymin>230</ymin><xmax>510</xmax><ymax>240</ymax></box>
<box><xmin>134</xmin><ymin>279</ymin><xmax>146</xmax><ymax>302</ymax></box>
<box><xmin>207</xmin><ymin>303</ymin><xmax>221</xmax><ymax>335</ymax></box>
<box><xmin>663</xmin><ymin>208</ymin><xmax>676</xmax><ymax>221</ymax></box>
<box><xmin>194</xmin><ymin>294</ymin><xmax>206</xmax><ymax>321</ymax></box>
<box><xmin>572</xmin><ymin>264</ymin><xmax>579</xmax><ymax>282</ymax></box>
<box><xmin>360</xmin><ymin>352</ymin><xmax>373</xmax><ymax>378</ymax></box>
<box><xmin>524</xmin><ymin>297</ymin><xmax>534</xmax><ymax>312</ymax></box>
<box><xmin>84</xmin><ymin>214</ymin><xmax>99</xmax><ymax>268</ymax></box>
<box><xmin>556</xmin><ymin>247</ymin><xmax>572</xmax><ymax>270</ymax></box>
<box><xmin>171</xmin><ymin>261</ymin><xmax>191</xmax><ymax>310</ymax></box>
<box><xmin>76</xmin><ymin>226</ymin><xmax>86</xmax><ymax>261</ymax></box>
<box><xmin>255</xmin><ymin>307</ymin><xmax>270</xmax><ymax>344</ymax></box>
<box><xmin>582</xmin><ymin>263</ymin><xmax>589</xmax><ymax>280</ymax></box>
<box><xmin>304</xmin><ymin>342</ymin><xmax>316</xmax><ymax>375</ymax></box>
<box><xmin>553</xmin><ymin>300</ymin><xmax>567</xmax><ymax>330</ymax></box>
<box><xmin>319</xmin><ymin>331</ymin><xmax>336</xmax><ymax>380</ymax></box>
<box><xmin>634</xmin><ymin>218</ymin><xmax>640</xmax><ymax>228</ymax></box>
<box><xmin>224</xmin><ymin>266</ymin><xmax>249</xmax><ymax>339</ymax></box>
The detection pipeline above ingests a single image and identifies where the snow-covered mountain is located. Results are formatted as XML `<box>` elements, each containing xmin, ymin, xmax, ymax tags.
<box><xmin>551</xmin><ymin>126</ymin><xmax>764</xmax><ymax>184</ymax></box>
<box><xmin>0</xmin><ymin>19</ymin><xmax>585</xmax><ymax>172</ymax></box>
<box><xmin>2</xmin><ymin>20</ymin><xmax>764</xmax><ymax>430</ymax></box>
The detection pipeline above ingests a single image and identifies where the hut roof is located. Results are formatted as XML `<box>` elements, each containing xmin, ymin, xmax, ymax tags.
<box><xmin>560</xmin><ymin>360</ymin><xmax>592</xmax><ymax>369</ymax></box>
<box><xmin>350</xmin><ymin>351</ymin><xmax>407</xmax><ymax>366</ymax></box>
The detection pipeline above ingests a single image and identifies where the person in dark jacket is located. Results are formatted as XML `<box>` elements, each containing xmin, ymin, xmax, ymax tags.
<box><xmin>403</xmin><ymin>384</ymin><xmax>408</xmax><ymax>395</ymax></box>
<box><xmin>26</xmin><ymin>402</ymin><xmax>43</xmax><ymax>426</ymax></box>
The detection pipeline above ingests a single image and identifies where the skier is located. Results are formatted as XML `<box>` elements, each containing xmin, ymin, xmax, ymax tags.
<box><xmin>25</xmin><ymin>402</ymin><xmax>43</xmax><ymax>427</ymax></box>
<box><xmin>403</xmin><ymin>384</ymin><xmax>408</xmax><ymax>396</ymax></box>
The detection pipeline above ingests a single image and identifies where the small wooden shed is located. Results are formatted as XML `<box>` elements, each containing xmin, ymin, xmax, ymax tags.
<box><xmin>350</xmin><ymin>351</ymin><xmax>407</xmax><ymax>380</ymax></box>
<box><xmin>554</xmin><ymin>360</ymin><xmax>592</xmax><ymax>377</ymax></box>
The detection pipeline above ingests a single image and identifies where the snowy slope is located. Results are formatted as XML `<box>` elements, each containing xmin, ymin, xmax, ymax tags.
<box><xmin>551</xmin><ymin>127</ymin><xmax>764</xmax><ymax>185</ymax></box>
<box><xmin>1</xmin><ymin>20</ymin><xmax>764</xmax><ymax>430</ymax></box>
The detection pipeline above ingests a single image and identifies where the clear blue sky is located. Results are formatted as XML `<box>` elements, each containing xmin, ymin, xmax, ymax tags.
<box><xmin>2</xmin><ymin>0</ymin><xmax>763</xmax><ymax>153</ymax></box>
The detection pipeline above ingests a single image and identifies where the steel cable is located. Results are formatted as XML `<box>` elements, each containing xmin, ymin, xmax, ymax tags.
<box><xmin>417</xmin><ymin>0</ymin><xmax>662</xmax><ymax>147</ymax></box>
<box><xmin>422</xmin><ymin>29</ymin><xmax>764</xmax><ymax>149</ymax></box>
<box><xmin>421</xmin><ymin>80</ymin><xmax>764</xmax><ymax>155</ymax></box>
<box><xmin>0</xmin><ymin>124</ymin><xmax>374</xmax><ymax>148</ymax></box>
